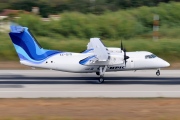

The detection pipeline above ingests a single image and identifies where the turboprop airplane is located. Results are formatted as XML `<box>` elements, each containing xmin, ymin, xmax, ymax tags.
<box><xmin>9</xmin><ymin>25</ymin><xmax>170</xmax><ymax>83</ymax></box>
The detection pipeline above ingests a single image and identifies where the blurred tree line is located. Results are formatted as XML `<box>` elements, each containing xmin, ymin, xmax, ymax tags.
<box><xmin>14</xmin><ymin>2</ymin><xmax>180</xmax><ymax>39</ymax></box>
<box><xmin>0</xmin><ymin>0</ymin><xmax>180</xmax><ymax>17</ymax></box>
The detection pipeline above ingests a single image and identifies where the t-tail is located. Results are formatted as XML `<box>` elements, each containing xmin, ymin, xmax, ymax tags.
<box><xmin>9</xmin><ymin>26</ymin><xmax>61</xmax><ymax>64</ymax></box>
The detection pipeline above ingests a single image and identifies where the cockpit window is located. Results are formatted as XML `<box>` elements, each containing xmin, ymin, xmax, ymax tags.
<box><xmin>151</xmin><ymin>54</ymin><xmax>157</xmax><ymax>58</ymax></box>
<box><xmin>145</xmin><ymin>54</ymin><xmax>157</xmax><ymax>59</ymax></box>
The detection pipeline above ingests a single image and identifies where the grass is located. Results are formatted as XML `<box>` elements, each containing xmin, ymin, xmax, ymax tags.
<box><xmin>1</xmin><ymin>32</ymin><xmax>180</xmax><ymax>63</ymax></box>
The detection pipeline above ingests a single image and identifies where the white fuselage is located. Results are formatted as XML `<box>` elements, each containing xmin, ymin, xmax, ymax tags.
<box><xmin>20</xmin><ymin>48</ymin><xmax>170</xmax><ymax>73</ymax></box>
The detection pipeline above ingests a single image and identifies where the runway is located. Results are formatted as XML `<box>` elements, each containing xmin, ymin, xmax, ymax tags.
<box><xmin>0</xmin><ymin>70</ymin><xmax>180</xmax><ymax>98</ymax></box>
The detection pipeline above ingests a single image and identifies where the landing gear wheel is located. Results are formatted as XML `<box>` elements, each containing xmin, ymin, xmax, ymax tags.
<box><xmin>98</xmin><ymin>76</ymin><xmax>104</xmax><ymax>83</ymax></box>
<box><xmin>97</xmin><ymin>66</ymin><xmax>107</xmax><ymax>83</ymax></box>
<box><xmin>96</xmin><ymin>72</ymin><xmax>100</xmax><ymax>76</ymax></box>
<box><xmin>156</xmin><ymin>70</ymin><xmax>160</xmax><ymax>76</ymax></box>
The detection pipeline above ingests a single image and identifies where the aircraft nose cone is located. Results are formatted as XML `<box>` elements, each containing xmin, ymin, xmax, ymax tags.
<box><xmin>164</xmin><ymin>61</ymin><xmax>170</xmax><ymax>67</ymax></box>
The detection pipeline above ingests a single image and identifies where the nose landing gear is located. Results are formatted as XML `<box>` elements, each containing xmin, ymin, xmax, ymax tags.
<box><xmin>156</xmin><ymin>69</ymin><xmax>160</xmax><ymax>76</ymax></box>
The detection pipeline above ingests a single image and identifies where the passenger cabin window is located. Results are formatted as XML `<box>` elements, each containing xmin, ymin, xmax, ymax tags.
<box><xmin>145</xmin><ymin>54</ymin><xmax>157</xmax><ymax>59</ymax></box>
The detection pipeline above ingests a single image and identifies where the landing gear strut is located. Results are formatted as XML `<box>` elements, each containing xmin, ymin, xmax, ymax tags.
<box><xmin>156</xmin><ymin>69</ymin><xmax>160</xmax><ymax>76</ymax></box>
<box><xmin>97</xmin><ymin>66</ymin><xmax>107</xmax><ymax>83</ymax></box>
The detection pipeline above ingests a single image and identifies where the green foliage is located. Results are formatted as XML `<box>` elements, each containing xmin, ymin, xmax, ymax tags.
<box><xmin>15</xmin><ymin>12</ymin><xmax>144</xmax><ymax>39</ymax></box>
<box><xmin>0</xmin><ymin>0</ymin><xmax>179</xmax><ymax>16</ymax></box>
<box><xmin>14</xmin><ymin>2</ymin><xmax>180</xmax><ymax>39</ymax></box>
<box><xmin>156</xmin><ymin>2</ymin><xmax>180</xmax><ymax>27</ymax></box>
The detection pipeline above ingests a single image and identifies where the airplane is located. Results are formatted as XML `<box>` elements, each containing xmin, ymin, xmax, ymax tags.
<box><xmin>9</xmin><ymin>25</ymin><xmax>170</xmax><ymax>83</ymax></box>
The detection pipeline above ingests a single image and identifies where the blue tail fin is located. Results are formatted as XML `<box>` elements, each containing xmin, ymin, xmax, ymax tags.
<box><xmin>9</xmin><ymin>26</ymin><xmax>61</xmax><ymax>63</ymax></box>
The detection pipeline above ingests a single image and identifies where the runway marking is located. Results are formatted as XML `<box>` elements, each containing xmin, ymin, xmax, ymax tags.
<box><xmin>1</xmin><ymin>91</ymin><xmax>180</xmax><ymax>92</ymax></box>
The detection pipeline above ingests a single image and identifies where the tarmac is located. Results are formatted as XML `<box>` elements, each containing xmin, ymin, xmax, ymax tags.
<box><xmin>0</xmin><ymin>70</ymin><xmax>180</xmax><ymax>98</ymax></box>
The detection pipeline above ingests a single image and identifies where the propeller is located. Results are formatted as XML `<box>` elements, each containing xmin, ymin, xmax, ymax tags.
<box><xmin>123</xmin><ymin>48</ymin><xmax>129</xmax><ymax>66</ymax></box>
<box><xmin>120</xmin><ymin>40</ymin><xmax>123</xmax><ymax>53</ymax></box>
<box><xmin>120</xmin><ymin>41</ymin><xmax>129</xmax><ymax>66</ymax></box>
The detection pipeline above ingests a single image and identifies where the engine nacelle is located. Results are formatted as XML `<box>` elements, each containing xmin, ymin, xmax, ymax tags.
<box><xmin>106</xmin><ymin>47</ymin><xmax>122</xmax><ymax>53</ymax></box>
<box><xmin>108</xmin><ymin>54</ymin><xmax>124</xmax><ymax>65</ymax></box>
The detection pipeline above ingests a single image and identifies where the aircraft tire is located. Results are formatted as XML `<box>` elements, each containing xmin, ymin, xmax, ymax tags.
<box><xmin>156</xmin><ymin>70</ymin><xmax>160</xmax><ymax>76</ymax></box>
<box><xmin>98</xmin><ymin>76</ymin><xmax>104</xmax><ymax>83</ymax></box>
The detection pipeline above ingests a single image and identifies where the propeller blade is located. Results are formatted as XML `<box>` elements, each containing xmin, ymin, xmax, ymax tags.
<box><xmin>126</xmin><ymin>56</ymin><xmax>129</xmax><ymax>59</ymax></box>
<box><xmin>123</xmin><ymin>48</ymin><xmax>126</xmax><ymax>65</ymax></box>
<box><xmin>124</xmin><ymin>48</ymin><xmax>126</xmax><ymax>53</ymax></box>
<box><xmin>123</xmin><ymin>48</ymin><xmax>129</xmax><ymax>66</ymax></box>
<box><xmin>120</xmin><ymin>41</ymin><xmax>130</xmax><ymax>66</ymax></box>
<box><xmin>120</xmin><ymin>40</ymin><xmax>123</xmax><ymax>52</ymax></box>
<box><xmin>124</xmin><ymin>48</ymin><xmax>126</xmax><ymax>59</ymax></box>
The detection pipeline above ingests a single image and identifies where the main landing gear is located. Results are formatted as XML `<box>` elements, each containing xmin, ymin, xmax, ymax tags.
<box><xmin>96</xmin><ymin>72</ymin><xmax>100</xmax><ymax>76</ymax></box>
<box><xmin>96</xmin><ymin>66</ymin><xmax>107</xmax><ymax>83</ymax></box>
<box><xmin>156</xmin><ymin>69</ymin><xmax>160</xmax><ymax>76</ymax></box>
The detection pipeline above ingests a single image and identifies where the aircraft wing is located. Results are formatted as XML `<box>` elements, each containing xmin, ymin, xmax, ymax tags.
<box><xmin>89</xmin><ymin>38</ymin><xmax>109</xmax><ymax>61</ymax></box>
